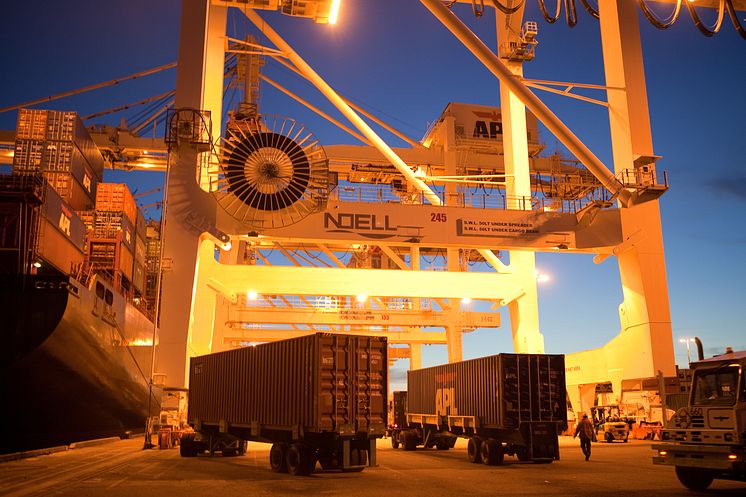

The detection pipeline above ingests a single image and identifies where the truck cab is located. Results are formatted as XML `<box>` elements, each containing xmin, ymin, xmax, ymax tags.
<box><xmin>653</xmin><ymin>350</ymin><xmax>746</xmax><ymax>490</ymax></box>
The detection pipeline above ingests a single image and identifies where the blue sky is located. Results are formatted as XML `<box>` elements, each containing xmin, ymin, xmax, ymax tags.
<box><xmin>2</xmin><ymin>1</ymin><xmax>744</xmax><ymax>372</ymax></box>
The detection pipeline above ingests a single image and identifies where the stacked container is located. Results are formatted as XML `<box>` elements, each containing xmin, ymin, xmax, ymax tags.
<box><xmin>89</xmin><ymin>183</ymin><xmax>137</xmax><ymax>284</ymax></box>
<box><xmin>144</xmin><ymin>221</ymin><xmax>161</xmax><ymax>305</ymax></box>
<box><xmin>13</xmin><ymin>109</ymin><xmax>103</xmax><ymax>211</ymax></box>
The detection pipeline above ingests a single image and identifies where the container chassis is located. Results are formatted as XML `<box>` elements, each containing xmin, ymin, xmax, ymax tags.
<box><xmin>392</xmin><ymin>413</ymin><xmax>560</xmax><ymax>465</ymax></box>
<box><xmin>180</xmin><ymin>419</ymin><xmax>382</xmax><ymax>475</ymax></box>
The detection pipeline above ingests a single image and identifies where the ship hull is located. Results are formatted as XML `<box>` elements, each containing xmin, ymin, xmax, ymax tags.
<box><xmin>0</xmin><ymin>273</ymin><xmax>158</xmax><ymax>454</ymax></box>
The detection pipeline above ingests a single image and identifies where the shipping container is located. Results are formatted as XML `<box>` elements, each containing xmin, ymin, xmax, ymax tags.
<box><xmin>42</xmin><ymin>171</ymin><xmax>95</xmax><ymax>211</ymax></box>
<box><xmin>183</xmin><ymin>333</ymin><xmax>387</xmax><ymax>475</ymax></box>
<box><xmin>395</xmin><ymin>353</ymin><xmax>567</xmax><ymax>466</ymax></box>
<box><xmin>135</xmin><ymin>235</ymin><xmax>146</xmax><ymax>264</ymax></box>
<box><xmin>94</xmin><ymin>211</ymin><xmax>135</xmax><ymax>253</ymax></box>
<box><xmin>37</xmin><ymin>217</ymin><xmax>85</xmax><ymax>274</ymax></box>
<box><xmin>134</xmin><ymin>208</ymin><xmax>146</xmax><ymax>238</ymax></box>
<box><xmin>96</xmin><ymin>183</ymin><xmax>137</xmax><ymax>222</ymax></box>
<box><xmin>15</xmin><ymin>109</ymin><xmax>105</xmax><ymax>180</ymax></box>
<box><xmin>16</xmin><ymin>109</ymin><xmax>50</xmax><ymax>141</ymax></box>
<box><xmin>12</xmin><ymin>140</ymin><xmax>44</xmax><ymax>170</ymax></box>
<box><xmin>132</xmin><ymin>261</ymin><xmax>145</xmax><ymax>293</ymax></box>
<box><xmin>88</xmin><ymin>239</ymin><xmax>134</xmax><ymax>282</ymax></box>
<box><xmin>41</xmin><ymin>185</ymin><xmax>87</xmax><ymax>252</ymax></box>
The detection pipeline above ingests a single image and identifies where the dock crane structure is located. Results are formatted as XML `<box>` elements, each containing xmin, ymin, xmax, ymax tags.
<box><xmin>154</xmin><ymin>0</ymin><xmax>713</xmax><ymax>418</ymax></box>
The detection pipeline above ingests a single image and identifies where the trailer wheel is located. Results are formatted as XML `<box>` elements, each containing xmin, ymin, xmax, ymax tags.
<box><xmin>353</xmin><ymin>448</ymin><xmax>368</xmax><ymax>466</ymax></box>
<box><xmin>179</xmin><ymin>435</ymin><xmax>199</xmax><ymax>458</ymax></box>
<box><xmin>605</xmin><ymin>432</ymin><xmax>614</xmax><ymax>443</ymax></box>
<box><xmin>286</xmin><ymin>443</ymin><xmax>314</xmax><ymax>476</ymax></box>
<box><xmin>301</xmin><ymin>446</ymin><xmax>317</xmax><ymax>474</ymax></box>
<box><xmin>435</xmin><ymin>439</ymin><xmax>449</xmax><ymax>451</ymax></box>
<box><xmin>467</xmin><ymin>437</ymin><xmax>482</xmax><ymax>464</ymax></box>
<box><xmin>318</xmin><ymin>450</ymin><xmax>340</xmax><ymax>470</ymax></box>
<box><xmin>480</xmin><ymin>439</ymin><xmax>504</xmax><ymax>466</ymax></box>
<box><xmin>269</xmin><ymin>443</ymin><xmax>288</xmax><ymax>473</ymax></box>
<box><xmin>675</xmin><ymin>466</ymin><xmax>714</xmax><ymax>490</ymax></box>
<box><xmin>402</xmin><ymin>432</ymin><xmax>417</xmax><ymax>451</ymax></box>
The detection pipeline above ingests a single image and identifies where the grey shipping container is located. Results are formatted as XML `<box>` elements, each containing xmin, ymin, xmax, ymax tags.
<box><xmin>398</xmin><ymin>353</ymin><xmax>567</xmax><ymax>465</ymax></box>
<box><xmin>183</xmin><ymin>333</ymin><xmax>387</xmax><ymax>475</ymax></box>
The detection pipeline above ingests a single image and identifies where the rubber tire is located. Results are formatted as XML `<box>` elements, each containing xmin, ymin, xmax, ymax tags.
<box><xmin>605</xmin><ymin>432</ymin><xmax>614</xmax><ymax>443</ymax></box>
<box><xmin>435</xmin><ymin>439</ymin><xmax>449</xmax><ymax>451</ymax></box>
<box><xmin>342</xmin><ymin>448</ymin><xmax>366</xmax><ymax>473</ymax></box>
<box><xmin>301</xmin><ymin>446</ymin><xmax>317</xmax><ymax>475</ymax></box>
<box><xmin>516</xmin><ymin>447</ymin><xmax>530</xmax><ymax>462</ymax></box>
<box><xmin>318</xmin><ymin>450</ymin><xmax>340</xmax><ymax>470</ymax></box>
<box><xmin>286</xmin><ymin>443</ymin><xmax>313</xmax><ymax>476</ymax></box>
<box><xmin>391</xmin><ymin>435</ymin><xmax>400</xmax><ymax>449</ymax></box>
<box><xmin>402</xmin><ymin>432</ymin><xmax>417</xmax><ymax>451</ymax></box>
<box><xmin>467</xmin><ymin>437</ymin><xmax>482</xmax><ymax>464</ymax></box>
<box><xmin>480</xmin><ymin>440</ymin><xmax>505</xmax><ymax>466</ymax></box>
<box><xmin>675</xmin><ymin>466</ymin><xmax>714</xmax><ymax>491</ymax></box>
<box><xmin>269</xmin><ymin>443</ymin><xmax>288</xmax><ymax>473</ymax></box>
<box><xmin>179</xmin><ymin>436</ymin><xmax>199</xmax><ymax>458</ymax></box>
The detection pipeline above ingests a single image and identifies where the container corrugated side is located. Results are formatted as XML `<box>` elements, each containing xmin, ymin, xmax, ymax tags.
<box><xmin>188</xmin><ymin>333</ymin><xmax>387</xmax><ymax>435</ymax></box>
<box><xmin>407</xmin><ymin>353</ymin><xmax>566</xmax><ymax>429</ymax></box>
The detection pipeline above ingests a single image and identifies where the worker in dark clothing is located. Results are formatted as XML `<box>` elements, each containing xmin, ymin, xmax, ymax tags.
<box><xmin>574</xmin><ymin>413</ymin><xmax>595</xmax><ymax>461</ymax></box>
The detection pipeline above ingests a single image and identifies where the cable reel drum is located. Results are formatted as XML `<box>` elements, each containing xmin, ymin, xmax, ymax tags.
<box><xmin>213</xmin><ymin>115</ymin><xmax>330</xmax><ymax>230</ymax></box>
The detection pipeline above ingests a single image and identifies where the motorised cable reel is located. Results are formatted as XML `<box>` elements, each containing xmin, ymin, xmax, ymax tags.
<box><xmin>213</xmin><ymin>115</ymin><xmax>329</xmax><ymax>229</ymax></box>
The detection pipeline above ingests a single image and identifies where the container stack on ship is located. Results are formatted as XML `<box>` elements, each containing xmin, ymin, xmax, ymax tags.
<box><xmin>0</xmin><ymin>109</ymin><xmax>158</xmax><ymax>455</ymax></box>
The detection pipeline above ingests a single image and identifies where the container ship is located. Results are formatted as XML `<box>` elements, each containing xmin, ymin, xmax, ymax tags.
<box><xmin>0</xmin><ymin>109</ymin><xmax>160</xmax><ymax>454</ymax></box>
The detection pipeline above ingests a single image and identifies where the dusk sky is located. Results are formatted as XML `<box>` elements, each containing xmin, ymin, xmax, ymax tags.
<box><xmin>2</xmin><ymin>1</ymin><xmax>744</xmax><ymax>374</ymax></box>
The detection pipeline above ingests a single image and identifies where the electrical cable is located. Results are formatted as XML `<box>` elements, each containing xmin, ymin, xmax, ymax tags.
<box><xmin>725</xmin><ymin>0</ymin><xmax>746</xmax><ymax>39</ymax></box>
<box><xmin>473</xmin><ymin>0</ymin><xmax>485</xmax><ymax>18</ymax></box>
<box><xmin>578</xmin><ymin>0</ymin><xmax>599</xmax><ymax>20</ymax></box>
<box><xmin>685</xmin><ymin>0</ymin><xmax>726</xmax><ymax>37</ymax></box>
<box><xmin>537</xmin><ymin>0</ymin><xmax>562</xmax><ymax>23</ymax></box>
<box><xmin>636</xmin><ymin>0</ymin><xmax>683</xmax><ymax>29</ymax></box>
<box><xmin>489</xmin><ymin>0</ymin><xmax>525</xmax><ymax>16</ymax></box>
<box><xmin>565</xmin><ymin>0</ymin><xmax>578</xmax><ymax>27</ymax></box>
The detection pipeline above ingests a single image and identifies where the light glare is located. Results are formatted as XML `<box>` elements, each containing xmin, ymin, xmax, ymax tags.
<box><xmin>328</xmin><ymin>0</ymin><xmax>341</xmax><ymax>24</ymax></box>
<box><xmin>356</xmin><ymin>294</ymin><xmax>367</xmax><ymax>303</ymax></box>
<box><xmin>247</xmin><ymin>291</ymin><xmax>258</xmax><ymax>300</ymax></box>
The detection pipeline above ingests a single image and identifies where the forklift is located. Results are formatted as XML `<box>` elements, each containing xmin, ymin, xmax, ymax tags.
<box><xmin>591</xmin><ymin>405</ymin><xmax>630</xmax><ymax>443</ymax></box>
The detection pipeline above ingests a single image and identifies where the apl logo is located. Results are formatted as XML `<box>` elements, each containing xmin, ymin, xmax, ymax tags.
<box><xmin>83</xmin><ymin>172</ymin><xmax>92</xmax><ymax>193</ymax></box>
<box><xmin>58</xmin><ymin>212</ymin><xmax>71</xmax><ymax>236</ymax></box>
<box><xmin>324</xmin><ymin>213</ymin><xmax>398</xmax><ymax>240</ymax></box>
<box><xmin>472</xmin><ymin>110</ymin><xmax>503</xmax><ymax>139</ymax></box>
<box><xmin>436</xmin><ymin>387</ymin><xmax>457</xmax><ymax>416</ymax></box>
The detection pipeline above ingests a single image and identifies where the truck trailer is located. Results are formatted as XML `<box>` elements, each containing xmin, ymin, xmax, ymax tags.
<box><xmin>391</xmin><ymin>353</ymin><xmax>567</xmax><ymax>465</ymax></box>
<box><xmin>652</xmin><ymin>349</ymin><xmax>746</xmax><ymax>490</ymax></box>
<box><xmin>181</xmin><ymin>333</ymin><xmax>387</xmax><ymax>475</ymax></box>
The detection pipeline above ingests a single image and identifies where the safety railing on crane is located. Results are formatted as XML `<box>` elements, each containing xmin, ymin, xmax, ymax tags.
<box><xmin>328</xmin><ymin>181</ymin><xmax>624</xmax><ymax>214</ymax></box>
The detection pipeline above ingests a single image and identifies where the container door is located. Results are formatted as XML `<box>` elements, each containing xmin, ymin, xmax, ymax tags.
<box><xmin>353</xmin><ymin>336</ymin><xmax>387</xmax><ymax>434</ymax></box>
<box><xmin>318</xmin><ymin>334</ymin><xmax>353</xmax><ymax>433</ymax></box>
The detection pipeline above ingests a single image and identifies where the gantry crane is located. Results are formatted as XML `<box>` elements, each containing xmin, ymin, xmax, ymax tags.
<box><xmin>153</xmin><ymin>0</ymin><xmax>729</xmax><ymax>420</ymax></box>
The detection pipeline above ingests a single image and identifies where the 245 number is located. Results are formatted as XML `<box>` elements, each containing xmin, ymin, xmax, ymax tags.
<box><xmin>430</xmin><ymin>213</ymin><xmax>447</xmax><ymax>222</ymax></box>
